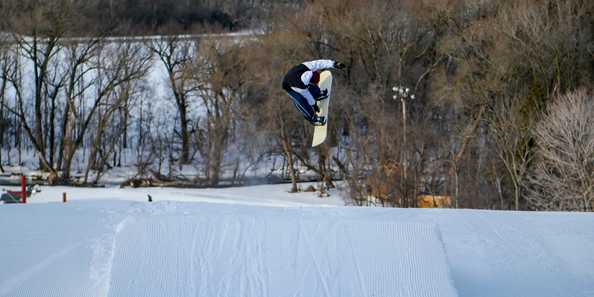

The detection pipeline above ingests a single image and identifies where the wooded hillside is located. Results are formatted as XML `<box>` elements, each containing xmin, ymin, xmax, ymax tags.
<box><xmin>0</xmin><ymin>0</ymin><xmax>592</xmax><ymax>211</ymax></box>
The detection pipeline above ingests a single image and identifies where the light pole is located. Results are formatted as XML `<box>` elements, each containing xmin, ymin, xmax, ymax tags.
<box><xmin>392</xmin><ymin>86</ymin><xmax>415</xmax><ymax>206</ymax></box>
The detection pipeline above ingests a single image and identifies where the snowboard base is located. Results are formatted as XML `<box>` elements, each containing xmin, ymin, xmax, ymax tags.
<box><xmin>312</xmin><ymin>71</ymin><xmax>332</xmax><ymax>147</ymax></box>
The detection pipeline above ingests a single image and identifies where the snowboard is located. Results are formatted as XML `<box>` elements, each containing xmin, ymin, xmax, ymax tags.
<box><xmin>312</xmin><ymin>70</ymin><xmax>332</xmax><ymax>147</ymax></box>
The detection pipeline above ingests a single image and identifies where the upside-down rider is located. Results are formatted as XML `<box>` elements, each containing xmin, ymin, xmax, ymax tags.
<box><xmin>282</xmin><ymin>59</ymin><xmax>345</xmax><ymax>126</ymax></box>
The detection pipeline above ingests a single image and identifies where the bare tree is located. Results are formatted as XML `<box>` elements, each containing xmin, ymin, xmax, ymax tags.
<box><xmin>0</xmin><ymin>36</ymin><xmax>12</xmax><ymax>172</ymax></box>
<box><xmin>58</xmin><ymin>38</ymin><xmax>103</xmax><ymax>178</ymax></box>
<box><xmin>9</xmin><ymin>7</ymin><xmax>65</xmax><ymax>171</ymax></box>
<box><xmin>192</xmin><ymin>40</ymin><xmax>247</xmax><ymax>185</ymax></box>
<box><xmin>60</xmin><ymin>41</ymin><xmax>151</xmax><ymax>180</ymax></box>
<box><xmin>147</xmin><ymin>36</ymin><xmax>196</xmax><ymax>164</ymax></box>
<box><xmin>84</xmin><ymin>76</ymin><xmax>144</xmax><ymax>184</ymax></box>
<box><xmin>489</xmin><ymin>98</ymin><xmax>533</xmax><ymax>210</ymax></box>
<box><xmin>527</xmin><ymin>90</ymin><xmax>594</xmax><ymax>211</ymax></box>
<box><xmin>496</xmin><ymin>0</ymin><xmax>592</xmax><ymax>97</ymax></box>
<box><xmin>4</xmin><ymin>44</ymin><xmax>57</xmax><ymax>175</ymax></box>
<box><xmin>278</xmin><ymin>113</ymin><xmax>300</xmax><ymax>192</ymax></box>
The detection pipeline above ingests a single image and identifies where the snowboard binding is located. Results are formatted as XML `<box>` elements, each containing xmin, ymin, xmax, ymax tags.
<box><xmin>312</xmin><ymin>116</ymin><xmax>326</xmax><ymax>126</ymax></box>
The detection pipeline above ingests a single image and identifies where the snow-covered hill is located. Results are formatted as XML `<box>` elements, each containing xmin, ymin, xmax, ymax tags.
<box><xmin>1</xmin><ymin>185</ymin><xmax>593</xmax><ymax>297</ymax></box>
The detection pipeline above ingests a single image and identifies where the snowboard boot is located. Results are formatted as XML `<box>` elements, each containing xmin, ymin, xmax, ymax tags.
<box><xmin>312</xmin><ymin>116</ymin><xmax>326</xmax><ymax>126</ymax></box>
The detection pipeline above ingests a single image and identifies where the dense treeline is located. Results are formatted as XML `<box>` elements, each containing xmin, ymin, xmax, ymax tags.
<box><xmin>242</xmin><ymin>0</ymin><xmax>593</xmax><ymax>210</ymax></box>
<box><xmin>0</xmin><ymin>0</ymin><xmax>592</xmax><ymax>211</ymax></box>
<box><xmin>0</xmin><ymin>0</ymin><xmax>288</xmax><ymax>35</ymax></box>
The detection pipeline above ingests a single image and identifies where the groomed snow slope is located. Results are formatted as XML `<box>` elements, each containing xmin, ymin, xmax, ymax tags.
<box><xmin>0</xmin><ymin>201</ymin><xmax>457</xmax><ymax>297</ymax></box>
<box><xmin>1</xmin><ymin>186</ymin><xmax>594</xmax><ymax>297</ymax></box>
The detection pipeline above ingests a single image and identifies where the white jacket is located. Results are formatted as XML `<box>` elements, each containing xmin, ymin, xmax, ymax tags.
<box><xmin>292</xmin><ymin>59</ymin><xmax>335</xmax><ymax>105</ymax></box>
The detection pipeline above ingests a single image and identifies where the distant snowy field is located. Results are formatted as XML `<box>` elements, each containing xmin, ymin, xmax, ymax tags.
<box><xmin>1</xmin><ymin>184</ymin><xmax>594</xmax><ymax>297</ymax></box>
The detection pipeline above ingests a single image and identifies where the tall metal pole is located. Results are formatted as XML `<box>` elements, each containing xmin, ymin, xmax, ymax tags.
<box><xmin>393</xmin><ymin>86</ymin><xmax>413</xmax><ymax>207</ymax></box>
<box><xmin>401</xmin><ymin>97</ymin><xmax>407</xmax><ymax>207</ymax></box>
<box><xmin>401</xmin><ymin>97</ymin><xmax>407</xmax><ymax>180</ymax></box>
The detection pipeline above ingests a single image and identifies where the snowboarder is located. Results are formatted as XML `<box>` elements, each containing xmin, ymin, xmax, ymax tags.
<box><xmin>282</xmin><ymin>59</ymin><xmax>345</xmax><ymax>125</ymax></box>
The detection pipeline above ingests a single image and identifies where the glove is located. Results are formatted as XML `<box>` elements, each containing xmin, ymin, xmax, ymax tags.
<box><xmin>312</xmin><ymin>103</ymin><xmax>320</xmax><ymax>113</ymax></box>
<box><xmin>308</xmin><ymin>84</ymin><xmax>323</xmax><ymax>98</ymax></box>
<box><xmin>316</xmin><ymin>89</ymin><xmax>328</xmax><ymax>101</ymax></box>
<box><xmin>333</xmin><ymin>61</ymin><xmax>346</xmax><ymax>69</ymax></box>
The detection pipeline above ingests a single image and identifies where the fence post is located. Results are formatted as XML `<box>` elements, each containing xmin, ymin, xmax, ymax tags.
<box><xmin>21</xmin><ymin>175</ymin><xmax>26</xmax><ymax>204</ymax></box>
<box><xmin>63</xmin><ymin>192</ymin><xmax>67</xmax><ymax>203</ymax></box>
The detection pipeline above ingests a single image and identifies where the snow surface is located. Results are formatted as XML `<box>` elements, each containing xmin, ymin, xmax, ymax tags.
<box><xmin>1</xmin><ymin>184</ymin><xmax>594</xmax><ymax>297</ymax></box>
<box><xmin>3</xmin><ymin>183</ymin><xmax>344</xmax><ymax>207</ymax></box>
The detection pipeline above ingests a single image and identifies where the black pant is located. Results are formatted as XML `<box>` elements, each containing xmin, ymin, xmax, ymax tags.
<box><xmin>284</xmin><ymin>87</ymin><xmax>316</xmax><ymax>123</ymax></box>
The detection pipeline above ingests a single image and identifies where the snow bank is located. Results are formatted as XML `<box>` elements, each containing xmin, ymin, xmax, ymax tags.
<box><xmin>8</xmin><ymin>184</ymin><xmax>345</xmax><ymax>207</ymax></box>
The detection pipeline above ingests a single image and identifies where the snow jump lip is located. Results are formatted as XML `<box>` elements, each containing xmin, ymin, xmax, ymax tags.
<box><xmin>106</xmin><ymin>218</ymin><xmax>458</xmax><ymax>297</ymax></box>
<box><xmin>0</xmin><ymin>202</ymin><xmax>458</xmax><ymax>297</ymax></box>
